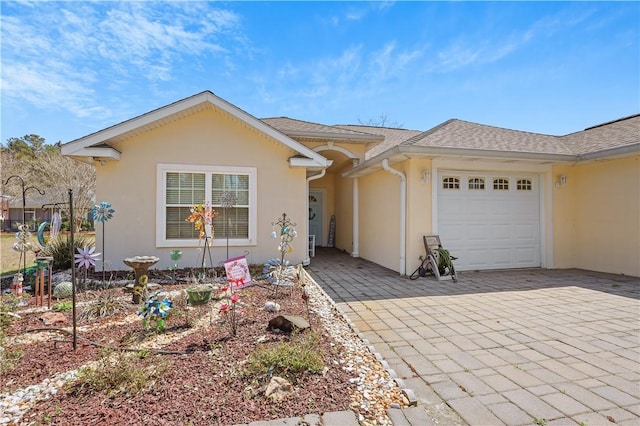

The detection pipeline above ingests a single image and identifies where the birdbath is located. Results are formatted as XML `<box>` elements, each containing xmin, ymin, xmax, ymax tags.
<box><xmin>123</xmin><ymin>256</ymin><xmax>159</xmax><ymax>304</ymax></box>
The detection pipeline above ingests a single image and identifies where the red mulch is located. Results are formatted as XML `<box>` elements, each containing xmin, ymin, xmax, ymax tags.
<box><xmin>3</xmin><ymin>282</ymin><xmax>357</xmax><ymax>425</ymax></box>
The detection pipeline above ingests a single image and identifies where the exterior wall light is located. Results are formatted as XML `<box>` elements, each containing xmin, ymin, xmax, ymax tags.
<box><xmin>556</xmin><ymin>175</ymin><xmax>567</xmax><ymax>188</ymax></box>
<box><xmin>421</xmin><ymin>169</ymin><xmax>431</xmax><ymax>184</ymax></box>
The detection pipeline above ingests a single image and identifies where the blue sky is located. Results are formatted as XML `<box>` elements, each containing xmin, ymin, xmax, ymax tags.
<box><xmin>1</xmin><ymin>1</ymin><xmax>638</xmax><ymax>145</ymax></box>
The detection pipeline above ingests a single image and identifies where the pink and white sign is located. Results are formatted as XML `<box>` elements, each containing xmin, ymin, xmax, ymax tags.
<box><xmin>224</xmin><ymin>255</ymin><xmax>252</xmax><ymax>290</ymax></box>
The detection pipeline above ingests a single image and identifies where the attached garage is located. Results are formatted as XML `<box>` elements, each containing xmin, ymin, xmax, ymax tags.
<box><xmin>437</xmin><ymin>170</ymin><xmax>542</xmax><ymax>271</ymax></box>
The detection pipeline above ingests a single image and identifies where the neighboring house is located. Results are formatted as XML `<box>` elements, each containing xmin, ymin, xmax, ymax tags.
<box><xmin>62</xmin><ymin>91</ymin><xmax>640</xmax><ymax>277</ymax></box>
<box><xmin>1</xmin><ymin>193</ymin><xmax>63</xmax><ymax>232</ymax></box>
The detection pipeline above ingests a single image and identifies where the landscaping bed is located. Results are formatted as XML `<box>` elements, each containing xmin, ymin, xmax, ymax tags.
<box><xmin>1</xmin><ymin>272</ymin><xmax>406</xmax><ymax>425</ymax></box>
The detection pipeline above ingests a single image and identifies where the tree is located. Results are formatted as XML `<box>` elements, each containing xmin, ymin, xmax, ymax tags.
<box><xmin>2</xmin><ymin>135</ymin><xmax>95</xmax><ymax>232</ymax></box>
<box><xmin>27</xmin><ymin>149</ymin><xmax>96</xmax><ymax>232</ymax></box>
<box><xmin>357</xmin><ymin>114</ymin><xmax>404</xmax><ymax>129</ymax></box>
<box><xmin>4</xmin><ymin>134</ymin><xmax>57</xmax><ymax>160</ymax></box>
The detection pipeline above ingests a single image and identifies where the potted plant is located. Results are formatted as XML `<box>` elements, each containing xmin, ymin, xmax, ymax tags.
<box><xmin>185</xmin><ymin>283</ymin><xmax>216</xmax><ymax>306</ymax></box>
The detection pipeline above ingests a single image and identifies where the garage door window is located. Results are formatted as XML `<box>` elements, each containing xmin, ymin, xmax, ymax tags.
<box><xmin>468</xmin><ymin>177</ymin><xmax>485</xmax><ymax>190</ymax></box>
<box><xmin>443</xmin><ymin>177</ymin><xmax>460</xmax><ymax>190</ymax></box>
<box><xmin>517</xmin><ymin>179</ymin><xmax>532</xmax><ymax>191</ymax></box>
<box><xmin>493</xmin><ymin>178</ymin><xmax>509</xmax><ymax>190</ymax></box>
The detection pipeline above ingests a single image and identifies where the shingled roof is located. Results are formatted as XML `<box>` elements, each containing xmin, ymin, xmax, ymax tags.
<box><xmin>403</xmin><ymin>119</ymin><xmax>573</xmax><ymax>155</ymax></box>
<box><xmin>334</xmin><ymin>125</ymin><xmax>422</xmax><ymax>159</ymax></box>
<box><xmin>561</xmin><ymin>114</ymin><xmax>640</xmax><ymax>156</ymax></box>
<box><xmin>261</xmin><ymin>117</ymin><xmax>384</xmax><ymax>144</ymax></box>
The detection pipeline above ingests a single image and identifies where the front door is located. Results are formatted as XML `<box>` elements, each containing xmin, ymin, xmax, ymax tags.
<box><xmin>308</xmin><ymin>191</ymin><xmax>323</xmax><ymax>247</ymax></box>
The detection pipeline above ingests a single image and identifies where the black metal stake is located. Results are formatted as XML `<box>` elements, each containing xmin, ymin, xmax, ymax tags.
<box><xmin>69</xmin><ymin>189</ymin><xmax>77</xmax><ymax>351</ymax></box>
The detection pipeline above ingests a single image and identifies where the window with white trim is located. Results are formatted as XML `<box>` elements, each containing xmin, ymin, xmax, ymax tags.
<box><xmin>493</xmin><ymin>178</ymin><xmax>509</xmax><ymax>190</ymax></box>
<box><xmin>517</xmin><ymin>179</ymin><xmax>532</xmax><ymax>191</ymax></box>
<box><xmin>468</xmin><ymin>177</ymin><xmax>485</xmax><ymax>190</ymax></box>
<box><xmin>442</xmin><ymin>177</ymin><xmax>460</xmax><ymax>190</ymax></box>
<box><xmin>157</xmin><ymin>164</ymin><xmax>256</xmax><ymax>247</ymax></box>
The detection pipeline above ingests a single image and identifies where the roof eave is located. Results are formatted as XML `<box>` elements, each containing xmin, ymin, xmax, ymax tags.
<box><xmin>576</xmin><ymin>143</ymin><xmax>640</xmax><ymax>162</ymax></box>
<box><xmin>61</xmin><ymin>91</ymin><xmax>328</xmax><ymax>166</ymax></box>
<box><xmin>289</xmin><ymin>157</ymin><xmax>333</xmax><ymax>170</ymax></box>
<box><xmin>284</xmin><ymin>130</ymin><xmax>384</xmax><ymax>143</ymax></box>
<box><xmin>343</xmin><ymin>146</ymin><xmax>577</xmax><ymax>178</ymax></box>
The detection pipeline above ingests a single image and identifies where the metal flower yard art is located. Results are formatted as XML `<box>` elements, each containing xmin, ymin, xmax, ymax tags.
<box><xmin>91</xmin><ymin>201</ymin><xmax>115</xmax><ymax>284</ymax></box>
<box><xmin>138</xmin><ymin>291</ymin><xmax>173</xmax><ymax>333</ymax></box>
<box><xmin>186</xmin><ymin>202</ymin><xmax>217</xmax><ymax>280</ymax></box>
<box><xmin>268</xmin><ymin>213</ymin><xmax>298</xmax><ymax>297</ymax></box>
<box><xmin>74</xmin><ymin>245</ymin><xmax>101</xmax><ymax>289</ymax></box>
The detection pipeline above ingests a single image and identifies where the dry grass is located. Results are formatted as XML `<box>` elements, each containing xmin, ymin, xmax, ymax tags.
<box><xmin>0</xmin><ymin>231</ymin><xmax>95</xmax><ymax>275</ymax></box>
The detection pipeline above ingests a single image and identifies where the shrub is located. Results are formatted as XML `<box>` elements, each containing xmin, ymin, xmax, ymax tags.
<box><xmin>40</xmin><ymin>235</ymin><xmax>89</xmax><ymax>271</ymax></box>
<box><xmin>79</xmin><ymin>293</ymin><xmax>126</xmax><ymax>320</ymax></box>
<box><xmin>0</xmin><ymin>296</ymin><xmax>23</xmax><ymax>374</ymax></box>
<box><xmin>71</xmin><ymin>348</ymin><xmax>169</xmax><ymax>397</ymax></box>
<box><xmin>244</xmin><ymin>331</ymin><xmax>324</xmax><ymax>383</ymax></box>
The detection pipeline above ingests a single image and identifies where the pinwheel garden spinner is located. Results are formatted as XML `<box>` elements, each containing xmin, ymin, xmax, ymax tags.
<box><xmin>74</xmin><ymin>245</ymin><xmax>101</xmax><ymax>289</ymax></box>
<box><xmin>91</xmin><ymin>201</ymin><xmax>115</xmax><ymax>284</ymax></box>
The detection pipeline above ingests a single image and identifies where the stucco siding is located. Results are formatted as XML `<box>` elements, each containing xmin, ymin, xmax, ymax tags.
<box><xmin>95</xmin><ymin>107</ymin><xmax>308</xmax><ymax>271</ymax></box>
<box><xmin>358</xmin><ymin>167</ymin><xmax>403</xmax><ymax>272</ymax></box>
<box><xmin>553</xmin><ymin>156</ymin><xmax>640</xmax><ymax>276</ymax></box>
<box><xmin>405</xmin><ymin>159</ymin><xmax>435</xmax><ymax>274</ymax></box>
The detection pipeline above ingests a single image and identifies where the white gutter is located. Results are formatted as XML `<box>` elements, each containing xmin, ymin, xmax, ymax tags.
<box><xmin>304</xmin><ymin>169</ymin><xmax>326</xmax><ymax>266</ymax></box>
<box><xmin>381</xmin><ymin>159</ymin><xmax>406</xmax><ymax>275</ymax></box>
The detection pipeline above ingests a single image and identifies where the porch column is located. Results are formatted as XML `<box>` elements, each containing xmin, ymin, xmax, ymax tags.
<box><xmin>352</xmin><ymin>158</ymin><xmax>360</xmax><ymax>257</ymax></box>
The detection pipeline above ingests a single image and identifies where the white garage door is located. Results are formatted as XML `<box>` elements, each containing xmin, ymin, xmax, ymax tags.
<box><xmin>437</xmin><ymin>171</ymin><xmax>541</xmax><ymax>271</ymax></box>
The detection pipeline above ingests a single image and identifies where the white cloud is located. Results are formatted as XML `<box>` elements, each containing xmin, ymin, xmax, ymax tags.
<box><xmin>1</xmin><ymin>1</ymin><xmax>242</xmax><ymax>121</ymax></box>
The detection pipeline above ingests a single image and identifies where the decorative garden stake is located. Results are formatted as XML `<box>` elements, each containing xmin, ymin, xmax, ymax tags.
<box><xmin>269</xmin><ymin>213</ymin><xmax>297</xmax><ymax>297</ymax></box>
<box><xmin>169</xmin><ymin>249</ymin><xmax>182</xmax><ymax>282</ymax></box>
<box><xmin>91</xmin><ymin>201</ymin><xmax>115</xmax><ymax>285</ymax></box>
<box><xmin>11</xmin><ymin>224</ymin><xmax>33</xmax><ymax>305</ymax></box>
<box><xmin>218</xmin><ymin>285</ymin><xmax>242</xmax><ymax>336</ymax></box>
<box><xmin>74</xmin><ymin>245</ymin><xmax>101</xmax><ymax>290</ymax></box>
<box><xmin>220</xmin><ymin>191</ymin><xmax>237</xmax><ymax>261</ymax></box>
<box><xmin>186</xmin><ymin>202</ymin><xmax>217</xmax><ymax>281</ymax></box>
<box><xmin>139</xmin><ymin>291</ymin><xmax>173</xmax><ymax>333</ymax></box>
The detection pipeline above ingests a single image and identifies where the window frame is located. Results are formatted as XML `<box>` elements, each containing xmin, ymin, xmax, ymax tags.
<box><xmin>493</xmin><ymin>178</ymin><xmax>510</xmax><ymax>191</ymax></box>
<box><xmin>442</xmin><ymin>176</ymin><xmax>460</xmax><ymax>190</ymax></box>
<box><xmin>516</xmin><ymin>178</ymin><xmax>533</xmax><ymax>191</ymax></box>
<box><xmin>156</xmin><ymin>163</ymin><xmax>257</xmax><ymax>247</ymax></box>
<box><xmin>468</xmin><ymin>177</ymin><xmax>486</xmax><ymax>190</ymax></box>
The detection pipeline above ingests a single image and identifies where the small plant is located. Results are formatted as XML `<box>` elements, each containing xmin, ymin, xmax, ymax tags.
<box><xmin>79</xmin><ymin>293</ymin><xmax>126</xmax><ymax>320</ymax></box>
<box><xmin>244</xmin><ymin>331</ymin><xmax>324</xmax><ymax>383</ymax></box>
<box><xmin>138</xmin><ymin>291</ymin><xmax>173</xmax><ymax>333</ymax></box>
<box><xmin>533</xmin><ymin>417</ymin><xmax>547</xmax><ymax>426</ymax></box>
<box><xmin>52</xmin><ymin>301</ymin><xmax>73</xmax><ymax>312</ymax></box>
<box><xmin>71</xmin><ymin>348</ymin><xmax>169</xmax><ymax>397</ymax></box>
<box><xmin>218</xmin><ymin>286</ymin><xmax>242</xmax><ymax>336</ymax></box>
<box><xmin>0</xmin><ymin>295</ymin><xmax>23</xmax><ymax>374</ymax></box>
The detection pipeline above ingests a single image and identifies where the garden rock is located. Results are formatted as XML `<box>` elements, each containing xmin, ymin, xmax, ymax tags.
<box><xmin>52</xmin><ymin>282</ymin><xmax>73</xmax><ymax>299</ymax></box>
<box><xmin>268</xmin><ymin>315</ymin><xmax>310</xmax><ymax>333</ymax></box>
<box><xmin>38</xmin><ymin>312</ymin><xmax>66</xmax><ymax>325</ymax></box>
<box><xmin>124</xmin><ymin>282</ymin><xmax>160</xmax><ymax>293</ymax></box>
<box><xmin>264</xmin><ymin>376</ymin><xmax>293</xmax><ymax>402</ymax></box>
<box><xmin>264</xmin><ymin>301</ymin><xmax>280</xmax><ymax>312</ymax></box>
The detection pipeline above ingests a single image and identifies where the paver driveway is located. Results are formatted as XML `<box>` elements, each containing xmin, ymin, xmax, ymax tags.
<box><xmin>306</xmin><ymin>248</ymin><xmax>640</xmax><ymax>426</ymax></box>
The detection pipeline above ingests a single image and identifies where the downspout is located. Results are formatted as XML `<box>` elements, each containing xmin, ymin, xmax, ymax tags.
<box><xmin>381</xmin><ymin>159</ymin><xmax>406</xmax><ymax>275</ymax></box>
<box><xmin>304</xmin><ymin>169</ymin><xmax>326</xmax><ymax>266</ymax></box>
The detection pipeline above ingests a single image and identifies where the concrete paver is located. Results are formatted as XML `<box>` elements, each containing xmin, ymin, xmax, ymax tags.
<box><xmin>306</xmin><ymin>247</ymin><xmax>640</xmax><ymax>425</ymax></box>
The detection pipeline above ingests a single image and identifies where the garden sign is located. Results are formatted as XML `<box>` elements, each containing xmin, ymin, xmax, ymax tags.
<box><xmin>224</xmin><ymin>255</ymin><xmax>252</xmax><ymax>290</ymax></box>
